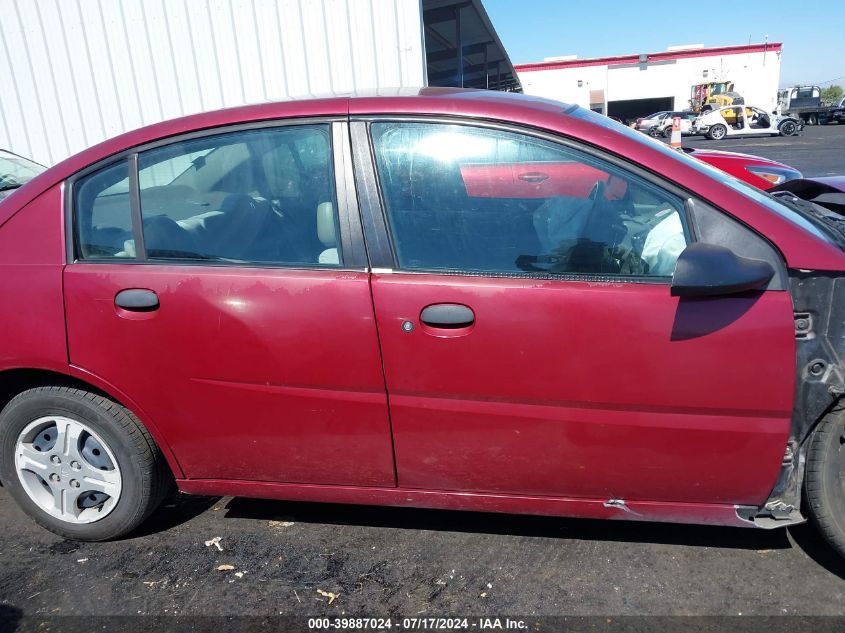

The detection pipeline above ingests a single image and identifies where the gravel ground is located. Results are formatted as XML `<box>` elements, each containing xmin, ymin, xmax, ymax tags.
<box><xmin>2</xmin><ymin>487</ymin><xmax>845</xmax><ymax>622</ymax></box>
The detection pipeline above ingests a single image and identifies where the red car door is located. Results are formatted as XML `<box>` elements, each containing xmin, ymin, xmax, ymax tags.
<box><xmin>63</xmin><ymin>122</ymin><xmax>395</xmax><ymax>486</ymax></box>
<box><xmin>361</xmin><ymin>120</ymin><xmax>794</xmax><ymax>506</ymax></box>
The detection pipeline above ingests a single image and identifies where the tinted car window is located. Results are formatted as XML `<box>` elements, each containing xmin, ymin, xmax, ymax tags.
<box><xmin>371</xmin><ymin>122</ymin><xmax>688</xmax><ymax>277</ymax></box>
<box><xmin>136</xmin><ymin>125</ymin><xmax>341</xmax><ymax>265</ymax></box>
<box><xmin>73</xmin><ymin>160</ymin><xmax>134</xmax><ymax>259</ymax></box>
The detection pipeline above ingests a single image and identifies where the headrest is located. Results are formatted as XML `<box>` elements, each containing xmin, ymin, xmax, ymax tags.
<box><xmin>317</xmin><ymin>202</ymin><xmax>336</xmax><ymax>247</ymax></box>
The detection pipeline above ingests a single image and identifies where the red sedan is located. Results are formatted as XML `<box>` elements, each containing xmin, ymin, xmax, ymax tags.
<box><xmin>685</xmin><ymin>148</ymin><xmax>803</xmax><ymax>189</ymax></box>
<box><xmin>2</xmin><ymin>89</ymin><xmax>845</xmax><ymax>557</ymax></box>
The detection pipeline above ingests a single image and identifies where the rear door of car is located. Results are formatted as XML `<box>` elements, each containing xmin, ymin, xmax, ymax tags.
<box><xmin>63</xmin><ymin>120</ymin><xmax>396</xmax><ymax>486</ymax></box>
<box><xmin>353</xmin><ymin>117</ymin><xmax>794</xmax><ymax>506</ymax></box>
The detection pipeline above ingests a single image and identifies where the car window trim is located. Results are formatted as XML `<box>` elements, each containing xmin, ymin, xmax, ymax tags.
<box><xmin>332</xmin><ymin>121</ymin><xmax>368</xmax><ymax>268</ymax></box>
<box><xmin>353</xmin><ymin>114</ymin><xmax>696</xmax><ymax>284</ymax></box>
<box><xmin>64</xmin><ymin>116</ymin><xmax>368</xmax><ymax>272</ymax></box>
<box><xmin>349</xmin><ymin>121</ymin><xmax>395</xmax><ymax>269</ymax></box>
<box><xmin>127</xmin><ymin>152</ymin><xmax>147</xmax><ymax>260</ymax></box>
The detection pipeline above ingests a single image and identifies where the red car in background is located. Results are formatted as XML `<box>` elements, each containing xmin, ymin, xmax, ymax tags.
<box><xmin>685</xmin><ymin>148</ymin><xmax>803</xmax><ymax>190</ymax></box>
<box><xmin>2</xmin><ymin>89</ymin><xmax>845</xmax><ymax>561</ymax></box>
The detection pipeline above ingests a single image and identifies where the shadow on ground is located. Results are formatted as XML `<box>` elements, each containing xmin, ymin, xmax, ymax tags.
<box><xmin>223</xmin><ymin>496</ymin><xmax>792</xmax><ymax>552</ymax></box>
<box><xmin>126</xmin><ymin>493</ymin><xmax>220</xmax><ymax>539</ymax></box>
<box><xmin>789</xmin><ymin>521</ymin><xmax>845</xmax><ymax>578</ymax></box>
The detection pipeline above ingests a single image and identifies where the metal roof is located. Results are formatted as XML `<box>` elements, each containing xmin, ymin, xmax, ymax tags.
<box><xmin>423</xmin><ymin>0</ymin><xmax>521</xmax><ymax>92</ymax></box>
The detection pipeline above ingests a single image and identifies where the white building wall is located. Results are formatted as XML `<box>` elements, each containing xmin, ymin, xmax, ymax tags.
<box><xmin>519</xmin><ymin>48</ymin><xmax>781</xmax><ymax>115</ymax></box>
<box><xmin>0</xmin><ymin>0</ymin><xmax>426</xmax><ymax>166</ymax></box>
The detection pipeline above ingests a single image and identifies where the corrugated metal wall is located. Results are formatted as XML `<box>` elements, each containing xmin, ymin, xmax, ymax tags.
<box><xmin>0</xmin><ymin>0</ymin><xmax>426</xmax><ymax>166</ymax></box>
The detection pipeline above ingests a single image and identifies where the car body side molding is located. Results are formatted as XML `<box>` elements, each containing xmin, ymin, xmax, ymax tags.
<box><xmin>178</xmin><ymin>478</ymin><xmax>757</xmax><ymax>529</ymax></box>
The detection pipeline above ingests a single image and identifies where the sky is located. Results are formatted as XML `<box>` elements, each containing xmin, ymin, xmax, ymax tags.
<box><xmin>483</xmin><ymin>0</ymin><xmax>844</xmax><ymax>88</ymax></box>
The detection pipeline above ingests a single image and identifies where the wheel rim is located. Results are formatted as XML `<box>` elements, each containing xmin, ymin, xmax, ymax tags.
<box><xmin>784</xmin><ymin>122</ymin><xmax>795</xmax><ymax>135</ymax></box>
<box><xmin>14</xmin><ymin>416</ymin><xmax>122</xmax><ymax>524</ymax></box>
<box><xmin>712</xmin><ymin>126</ymin><xmax>725</xmax><ymax>139</ymax></box>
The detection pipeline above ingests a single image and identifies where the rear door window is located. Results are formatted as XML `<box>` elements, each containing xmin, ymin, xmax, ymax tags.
<box><xmin>72</xmin><ymin>161</ymin><xmax>134</xmax><ymax>259</ymax></box>
<box><xmin>73</xmin><ymin>125</ymin><xmax>343</xmax><ymax>267</ymax></box>
<box><xmin>137</xmin><ymin>125</ymin><xmax>340</xmax><ymax>265</ymax></box>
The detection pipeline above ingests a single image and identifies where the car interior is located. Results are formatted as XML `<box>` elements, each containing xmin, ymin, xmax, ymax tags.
<box><xmin>371</xmin><ymin>123</ymin><xmax>687</xmax><ymax>277</ymax></box>
<box><xmin>717</xmin><ymin>106</ymin><xmax>772</xmax><ymax>131</ymax></box>
<box><xmin>75</xmin><ymin>123</ymin><xmax>687</xmax><ymax>278</ymax></box>
<box><xmin>748</xmin><ymin>107</ymin><xmax>773</xmax><ymax>130</ymax></box>
<box><xmin>74</xmin><ymin>126</ymin><xmax>341</xmax><ymax>267</ymax></box>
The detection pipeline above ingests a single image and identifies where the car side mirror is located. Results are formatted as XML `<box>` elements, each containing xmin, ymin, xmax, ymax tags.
<box><xmin>670</xmin><ymin>243</ymin><xmax>774</xmax><ymax>297</ymax></box>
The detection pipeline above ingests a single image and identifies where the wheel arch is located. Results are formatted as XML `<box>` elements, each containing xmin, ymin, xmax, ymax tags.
<box><xmin>0</xmin><ymin>367</ymin><xmax>184</xmax><ymax>479</ymax></box>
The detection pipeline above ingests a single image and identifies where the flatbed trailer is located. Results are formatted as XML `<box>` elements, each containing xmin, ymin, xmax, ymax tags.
<box><xmin>787</xmin><ymin>105</ymin><xmax>845</xmax><ymax>125</ymax></box>
<box><xmin>780</xmin><ymin>86</ymin><xmax>845</xmax><ymax>125</ymax></box>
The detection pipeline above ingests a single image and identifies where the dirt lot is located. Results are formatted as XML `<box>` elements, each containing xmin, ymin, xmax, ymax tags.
<box><xmin>3</xmin><ymin>481</ymin><xmax>845</xmax><ymax>625</ymax></box>
<box><xmin>2</xmin><ymin>123</ymin><xmax>845</xmax><ymax>633</ymax></box>
<box><xmin>682</xmin><ymin>122</ymin><xmax>845</xmax><ymax>177</ymax></box>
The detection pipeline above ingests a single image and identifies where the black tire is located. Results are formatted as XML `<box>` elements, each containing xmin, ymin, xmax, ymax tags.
<box><xmin>663</xmin><ymin>126</ymin><xmax>673</xmax><ymax>138</ymax></box>
<box><xmin>0</xmin><ymin>387</ymin><xmax>169</xmax><ymax>541</ymax></box>
<box><xmin>808</xmin><ymin>114</ymin><xmax>818</xmax><ymax>126</ymax></box>
<box><xmin>708</xmin><ymin>124</ymin><xmax>727</xmax><ymax>140</ymax></box>
<box><xmin>779</xmin><ymin>120</ymin><xmax>797</xmax><ymax>136</ymax></box>
<box><xmin>805</xmin><ymin>401</ymin><xmax>845</xmax><ymax>557</ymax></box>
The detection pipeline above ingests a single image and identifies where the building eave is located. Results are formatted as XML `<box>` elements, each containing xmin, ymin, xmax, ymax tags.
<box><xmin>514</xmin><ymin>43</ymin><xmax>783</xmax><ymax>73</ymax></box>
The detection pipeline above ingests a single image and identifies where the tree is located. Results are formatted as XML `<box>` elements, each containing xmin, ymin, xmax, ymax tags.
<box><xmin>821</xmin><ymin>85</ymin><xmax>844</xmax><ymax>105</ymax></box>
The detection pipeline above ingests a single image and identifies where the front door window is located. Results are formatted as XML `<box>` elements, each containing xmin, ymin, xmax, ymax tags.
<box><xmin>370</xmin><ymin>122</ymin><xmax>689</xmax><ymax>278</ymax></box>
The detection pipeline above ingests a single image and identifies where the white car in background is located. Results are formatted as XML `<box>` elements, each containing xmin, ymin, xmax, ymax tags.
<box><xmin>654</xmin><ymin>112</ymin><xmax>700</xmax><ymax>138</ymax></box>
<box><xmin>634</xmin><ymin>111</ymin><xmax>671</xmax><ymax>134</ymax></box>
<box><xmin>693</xmin><ymin>105</ymin><xmax>802</xmax><ymax>140</ymax></box>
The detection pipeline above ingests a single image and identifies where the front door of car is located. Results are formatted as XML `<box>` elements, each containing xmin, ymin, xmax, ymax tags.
<box><xmin>359</xmin><ymin>120</ymin><xmax>795</xmax><ymax>506</ymax></box>
<box><xmin>63</xmin><ymin>122</ymin><xmax>396</xmax><ymax>486</ymax></box>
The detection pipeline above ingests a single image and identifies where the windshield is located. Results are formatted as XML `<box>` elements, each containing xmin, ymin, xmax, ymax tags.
<box><xmin>0</xmin><ymin>150</ymin><xmax>45</xmax><ymax>196</ymax></box>
<box><xmin>570</xmin><ymin>106</ymin><xmax>840</xmax><ymax>246</ymax></box>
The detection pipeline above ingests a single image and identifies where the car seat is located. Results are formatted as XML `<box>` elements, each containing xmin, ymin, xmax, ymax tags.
<box><xmin>143</xmin><ymin>214</ymin><xmax>200</xmax><ymax>258</ymax></box>
<box><xmin>316</xmin><ymin>202</ymin><xmax>339</xmax><ymax>265</ymax></box>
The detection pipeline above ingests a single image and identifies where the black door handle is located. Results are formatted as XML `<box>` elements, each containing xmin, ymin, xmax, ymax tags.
<box><xmin>420</xmin><ymin>304</ymin><xmax>475</xmax><ymax>329</ymax></box>
<box><xmin>115</xmin><ymin>289</ymin><xmax>159</xmax><ymax>312</ymax></box>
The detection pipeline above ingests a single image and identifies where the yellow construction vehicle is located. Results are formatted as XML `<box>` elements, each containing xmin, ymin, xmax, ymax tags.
<box><xmin>690</xmin><ymin>81</ymin><xmax>744</xmax><ymax>112</ymax></box>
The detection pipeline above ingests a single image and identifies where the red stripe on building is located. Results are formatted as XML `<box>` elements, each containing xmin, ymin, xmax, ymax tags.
<box><xmin>514</xmin><ymin>43</ymin><xmax>783</xmax><ymax>73</ymax></box>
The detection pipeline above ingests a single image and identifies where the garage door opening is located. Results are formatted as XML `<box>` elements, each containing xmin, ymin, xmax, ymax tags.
<box><xmin>608</xmin><ymin>97</ymin><xmax>674</xmax><ymax>125</ymax></box>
